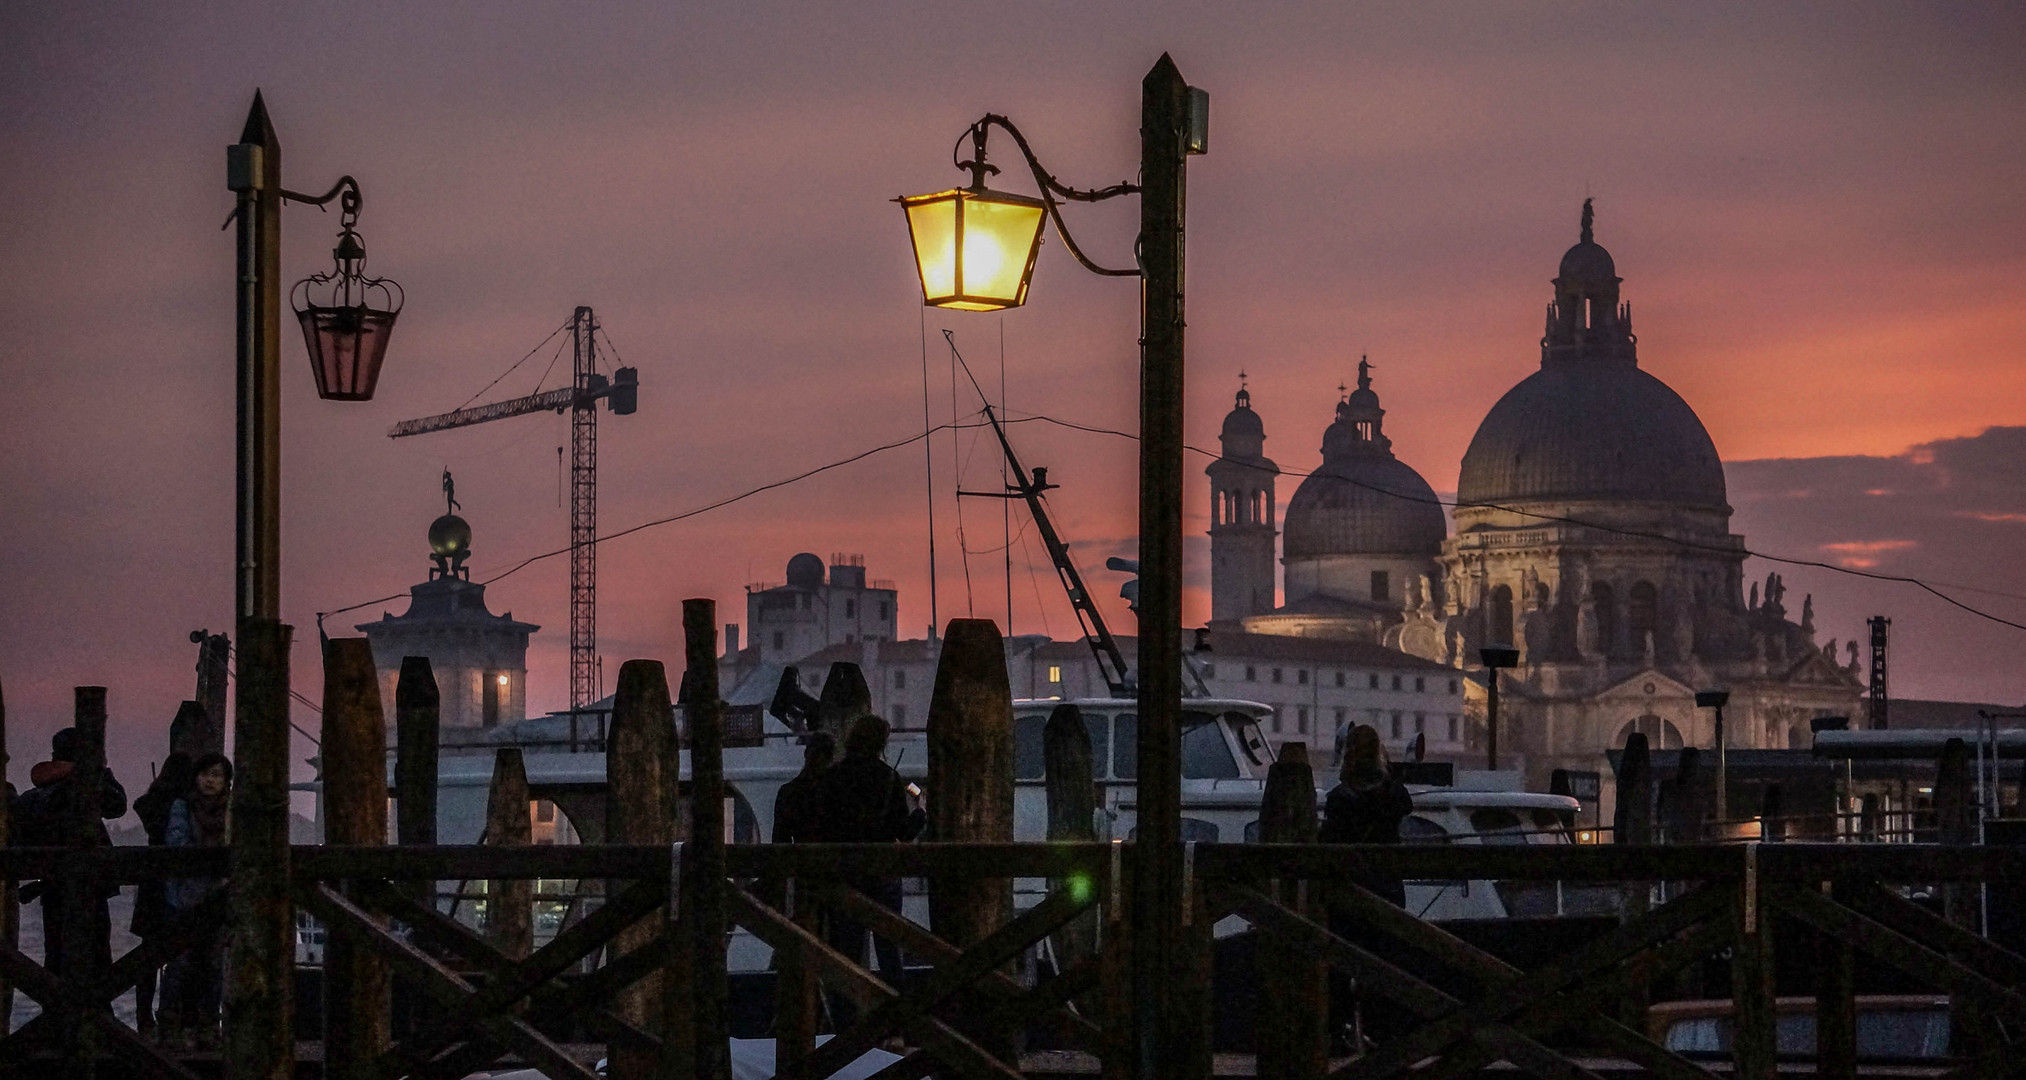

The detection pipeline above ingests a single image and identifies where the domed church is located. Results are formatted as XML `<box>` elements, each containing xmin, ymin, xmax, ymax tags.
<box><xmin>1208</xmin><ymin>202</ymin><xmax>1861</xmax><ymax>789</ymax></box>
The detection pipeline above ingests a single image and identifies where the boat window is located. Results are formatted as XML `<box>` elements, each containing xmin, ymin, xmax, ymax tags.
<box><xmin>1113</xmin><ymin>714</ymin><xmax>1137</xmax><ymax>779</ymax></box>
<box><xmin>1133</xmin><ymin>817</ymin><xmax>1220</xmax><ymax>843</ymax></box>
<box><xmin>1468</xmin><ymin>808</ymin><xmax>1530</xmax><ymax>844</ymax></box>
<box><xmin>1531</xmin><ymin>808</ymin><xmax>1575</xmax><ymax>840</ymax></box>
<box><xmin>1181</xmin><ymin>711</ymin><xmax>1241</xmax><ymax>779</ymax></box>
<box><xmin>1401</xmin><ymin>815</ymin><xmax>1451</xmax><ymax>844</ymax></box>
<box><xmin>1014</xmin><ymin>715</ymin><xmax>1047</xmax><ymax>781</ymax></box>
<box><xmin>1226</xmin><ymin>711</ymin><xmax>1273</xmax><ymax>769</ymax></box>
<box><xmin>1084</xmin><ymin>713</ymin><xmax>1111</xmax><ymax>780</ymax></box>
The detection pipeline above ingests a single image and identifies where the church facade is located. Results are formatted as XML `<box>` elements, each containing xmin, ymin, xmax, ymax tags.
<box><xmin>1207</xmin><ymin>203</ymin><xmax>1863</xmax><ymax>799</ymax></box>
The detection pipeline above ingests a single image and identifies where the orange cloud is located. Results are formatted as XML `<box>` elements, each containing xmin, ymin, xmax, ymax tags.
<box><xmin>1819</xmin><ymin>539</ymin><xmax>1917</xmax><ymax>568</ymax></box>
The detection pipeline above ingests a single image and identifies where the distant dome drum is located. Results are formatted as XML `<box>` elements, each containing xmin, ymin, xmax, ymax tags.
<box><xmin>1283</xmin><ymin>361</ymin><xmax>1446</xmax><ymax>559</ymax></box>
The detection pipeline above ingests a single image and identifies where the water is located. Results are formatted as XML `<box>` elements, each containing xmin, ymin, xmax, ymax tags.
<box><xmin>10</xmin><ymin>886</ymin><xmax>145</xmax><ymax>1030</ymax></box>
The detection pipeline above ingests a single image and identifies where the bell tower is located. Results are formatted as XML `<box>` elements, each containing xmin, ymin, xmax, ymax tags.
<box><xmin>1207</xmin><ymin>379</ymin><xmax>1279</xmax><ymax>624</ymax></box>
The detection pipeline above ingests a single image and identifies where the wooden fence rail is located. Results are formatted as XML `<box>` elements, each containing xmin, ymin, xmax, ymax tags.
<box><xmin>0</xmin><ymin>841</ymin><xmax>2021</xmax><ymax>1078</ymax></box>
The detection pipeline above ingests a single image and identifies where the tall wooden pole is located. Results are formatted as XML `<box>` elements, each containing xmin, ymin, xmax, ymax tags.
<box><xmin>607</xmin><ymin>659</ymin><xmax>680</xmax><ymax>1080</ymax></box>
<box><xmin>1133</xmin><ymin>52</ymin><xmax>1192</xmax><ymax>1080</ymax></box>
<box><xmin>683</xmin><ymin>600</ymin><xmax>732</xmax><ymax>1080</ymax></box>
<box><xmin>484</xmin><ymin>748</ymin><xmax>534</xmax><ymax>959</ymax></box>
<box><xmin>227</xmin><ymin>91</ymin><xmax>295</xmax><ymax>1080</ymax></box>
<box><xmin>321</xmin><ymin>639</ymin><xmax>390</xmax><ymax>1070</ymax></box>
<box><xmin>63</xmin><ymin>687</ymin><xmax>109</xmax><ymax>1073</ymax></box>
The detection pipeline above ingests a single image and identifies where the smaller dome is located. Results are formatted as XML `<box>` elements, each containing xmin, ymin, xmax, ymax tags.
<box><xmin>1219</xmin><ymin>387</ymin><xmax>1265</xmax><ymax>457</ymax></box>
<box><xmin>429</xmin><ymin>514</ymin><xmax>472</xmax><ymax>558</ymax></box>
<box><xmin>785</xmin><ymin>552</ymin><xmax>825</xmax><ymax>589</ymax></box>
<box><xmin>1558</xmin><ymin>240</ymin><xmax>1617</xmax><ymax>283</ymax></box>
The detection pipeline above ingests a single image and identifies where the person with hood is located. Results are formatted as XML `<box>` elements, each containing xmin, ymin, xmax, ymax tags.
<box><xmin>9</xmin><ymin>727</ymin><xmax>128</xmax><ymax>982</ymax></box>
<box><xmin>160</xmin><ymin>752</ymin><xmax>231</xmax><ymax>1050</ymax></box>
<box><xmin>130</xmin><ymin>751</ymin><xmax>195</xmax><ymax>1038</ymax></box>
<box><xmin>1319</xmin><ymin>723</ymin><xmax>1414</xmax><ymax>1052</ymax></box>
<box><xmin>810</xmin><ymin>713</ymin><xmax>924</xmax><ymax>1026</ymax></box>
<box><xmin>771</xmin><ymin>730</ymin><xmax>836</xmax><ymax>845</ymax></box>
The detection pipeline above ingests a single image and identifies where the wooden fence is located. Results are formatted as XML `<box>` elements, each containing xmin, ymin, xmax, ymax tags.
<box><xmin>0</xmin><ymin>840</ymin><xmax>2021</xmax><ymax>1079</ymax></box>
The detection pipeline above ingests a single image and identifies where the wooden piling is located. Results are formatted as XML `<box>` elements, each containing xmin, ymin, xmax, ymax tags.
<box><xmin>925</xmin><ymin>619</ymin><xmax>1015</xmax><ymax>952</ymax></box>
<box><xmin>63</xmin><ymin>687</ymin><xmax>109</xmax><ymax>1072</ymax></box>
<box><xmin>684</xmin><ymin>599</ymin><xmax>733</xmax><ymax>1080</ymax></box>
<box><xmin>225</xmin><ymin>617</ymin><xmax>295</xmax><ymax>1080</ymax></box>
<box><xmin>1731</xmin><ymin>881</ymin><xmax>1775</xmax><ymax>1080</ymax></box>
<box><xmin>193</xmin><ymin>629</ymin><xmax>231</xmax><ymax>754</ymax></box>
<box><xmin>1814</xmin><ymin>901</ymin><xmax>1857</xmax><ymax>1080</ymax></box>
<box><xmin>485</xmin><ymin>748</ymin><xmax>534</xmax><ymax>960</ymax></box>
<box><xmin>395</xmin><ymin>657</ymin><xmax>440</xmax><ymax>899</ymax></box>
<box><xmin>1256</xmin><ymin>743</ymin><xmax>1324</xmax><ymax>1080</ymax></box>
<box><xmin>817</xmin><ymin>661</ymin><xmax>873</xmax><ymax>741</ymax></box>
<box><xmin>321</xmin><ymin>638</ymin><xmax>391</xmax><ymax>1071</ymax></box>
<box><xmin>1611</xmin><ymin>732</ymin><xmax>1653</xmax><ymax>1030</ymax></box>
<box><xmin>169</xmin><ymin>699</ymin><xmax>208</xmax><ymax>761</ymax></box>
<box><xmin>1043</xmin><ymin>703</ymin><xmax>1100</xmax><ymax>995</ymax></box>
<box><xmin>0</xmin><ymin>672</ymin><xmax>12</xmax><ymax>1036</ymax></box>
<box><xmin>607</xmin><ymin>658</ymin><xmax>682</xmax><ymax>1080</ymax></box>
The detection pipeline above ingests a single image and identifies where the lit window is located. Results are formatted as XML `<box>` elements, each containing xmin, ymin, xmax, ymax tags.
<box><xmin>1048</xmin><ymin>665</ymin><xmax>1062</xmax><ymax>684</ymax></box>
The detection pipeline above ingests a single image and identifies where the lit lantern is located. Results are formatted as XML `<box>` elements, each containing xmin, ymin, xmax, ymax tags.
<box><xmin>899</xmin><ymin>185</ymin><xmax>1048</xmax><ymax>311</ymax></box>
<box><xmin>290</xmin><ymin>190</ymin><xmax>402</xmax><ymax>401</ymax></box>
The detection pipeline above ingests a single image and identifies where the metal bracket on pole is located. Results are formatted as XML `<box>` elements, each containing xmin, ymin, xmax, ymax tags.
<box><xmin>1742</xmin><ymin>841</ymin><xmax>1759</xmax><ymax>935</ymax></box>
<box><xmin>670</xmin><ymin>840</ymin><xmax>686</xmax><ymax>920</ymax></box>
<box><xmin>1110</xmin><ymin>838</ymin><xmax>1123</xmax><ymax>922</ymax></box>
<box><xmin>1181</xmin><ymin>841</ymin><xmax>1196</xmax><ymax>926</ymax></box>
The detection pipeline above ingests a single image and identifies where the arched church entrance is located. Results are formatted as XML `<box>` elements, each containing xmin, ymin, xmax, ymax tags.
<box><xmin>1616</xmin><ymin>713</ymin><xmax>1683</xmax><ymax>750</ymax></box>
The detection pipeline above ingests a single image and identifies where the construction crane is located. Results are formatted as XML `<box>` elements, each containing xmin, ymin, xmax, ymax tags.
<box><xmin>389</xmin><ymin>306</ymin><xmax>638</xmax><ymax>710</ymax></box>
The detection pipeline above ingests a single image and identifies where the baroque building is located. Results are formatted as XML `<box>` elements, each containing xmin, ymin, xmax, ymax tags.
<box><xmin>1207</xmin><ymin>202</ymin><xmax>1863</xmax><ymax>795</ymax></box>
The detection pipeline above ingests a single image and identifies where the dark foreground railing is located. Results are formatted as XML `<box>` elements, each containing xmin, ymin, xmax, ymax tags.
<box><xmin>0</xmin><ymin>840</ymin><xmax>2020</xmax><ymax>1079</ymax></box>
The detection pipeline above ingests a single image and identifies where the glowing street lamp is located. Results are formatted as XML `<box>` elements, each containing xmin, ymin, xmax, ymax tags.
<box><xmin>898</xmin><ymin>57</ymin><xmax>1208</xmax><ymax>1078</ymax></box>
<box><xmin>899</xmin><ymin>180</ymin><xmax>1047</xmax><ymax>310</ymax></box>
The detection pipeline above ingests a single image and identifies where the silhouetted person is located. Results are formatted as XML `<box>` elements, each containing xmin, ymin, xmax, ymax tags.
<box><xmin>130</xmin><ymin>751</ymin><xmax>196</xmax><ymax>1038</ymax></box>
<box><xmin>161</xmin><ymin>753</ymin><xmax>231</xmax><ymax>1051</ymax></box>
<box><xmin>1320</xmin><ymin>724</ymin><xmax>1413</xmax><ymax>1052</ymax></box>
<box><xmin>811</xmin><ymin>713</ymin><xmax>924</xmax><ymax>1026</ymax></box>
<box><xmin>772</xmin><ymin>730</ymin><xmax>836</xmax><ymax>844</ymax></box>
<box><xmin>11</xmin><ymin>727</ymin><xmax>128</xmax><ymax>983</ymax></box>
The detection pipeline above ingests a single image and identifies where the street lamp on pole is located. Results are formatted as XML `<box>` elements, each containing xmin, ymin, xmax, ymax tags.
<box><xmin>1479</xmin><ymin>644</ymin><xmax>1519</xmax><ymax>771</ymax></box>
<box><xmin>224</xmin><ymin>90</ymin><xmax>403</xmax><ymax>1076</ymax></box>
<box><xmin>1697</xmin><ymin>688</ymin><xmax>1731</xmax><ymax>827</ymax></box>
<box><xmin>900</xmin><ymin>55</ymin><xmax>1208</xmax><ymax>1080</ymax></box>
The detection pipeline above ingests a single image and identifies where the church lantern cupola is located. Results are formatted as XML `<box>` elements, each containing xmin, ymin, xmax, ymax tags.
<box><xmin>1543</xmin><ymin>199</ymin><xmax>1636</xmax><ymax>365</ymax></box>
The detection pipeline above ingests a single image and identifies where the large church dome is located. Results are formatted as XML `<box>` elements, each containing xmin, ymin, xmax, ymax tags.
<box><xmin>1283</xmin><ymin>362</ymin><xmax>1447</xmax><ymax>559</ymax></box>
<box><xmin>1456</xmin><ymin>202</ymin><xmax>1727</xmax><ymax>511</ymax></box>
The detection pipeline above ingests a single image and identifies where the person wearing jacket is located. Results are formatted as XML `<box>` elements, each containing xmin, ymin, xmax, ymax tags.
<box><xmin>159</xmin><ymin>752</ymin><xmax>231</xmax><ymax>1050</ymax></box>
<box><xmin>9</xmin><ymin>727</ymin><xmax>128</xmax><ymax>983</ymax></box>
<box><xmin>129</xmin><ymin>751</ymin><xmax>195</xmax><ymax>1038</ymax></box>
<box><xmin>771</xmin><ymin>730</ymin><xmax>836</xmax><ymax>845</ymax></box>
<box><xmin>810</xmin><ymin>713</ymin><xmax>924</xmax><ymax>1026</ymax></box>
<box><xmin>1319</xmin><ymin>723</ymin><xmax>1414</xmax><ymax>1052</ymax></box>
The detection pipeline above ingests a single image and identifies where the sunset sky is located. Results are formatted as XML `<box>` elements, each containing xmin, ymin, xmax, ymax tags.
<box><xmin>3</xmin><ymin>2</ymin><xmax>2023</xmax><ymax>793</ymax></box>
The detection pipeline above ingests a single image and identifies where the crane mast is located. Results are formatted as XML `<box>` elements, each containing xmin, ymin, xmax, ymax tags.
<box><xmin>389</xmin><ymin>306</ymin><xmax>638</xmax><ymax>711</ymax></box>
